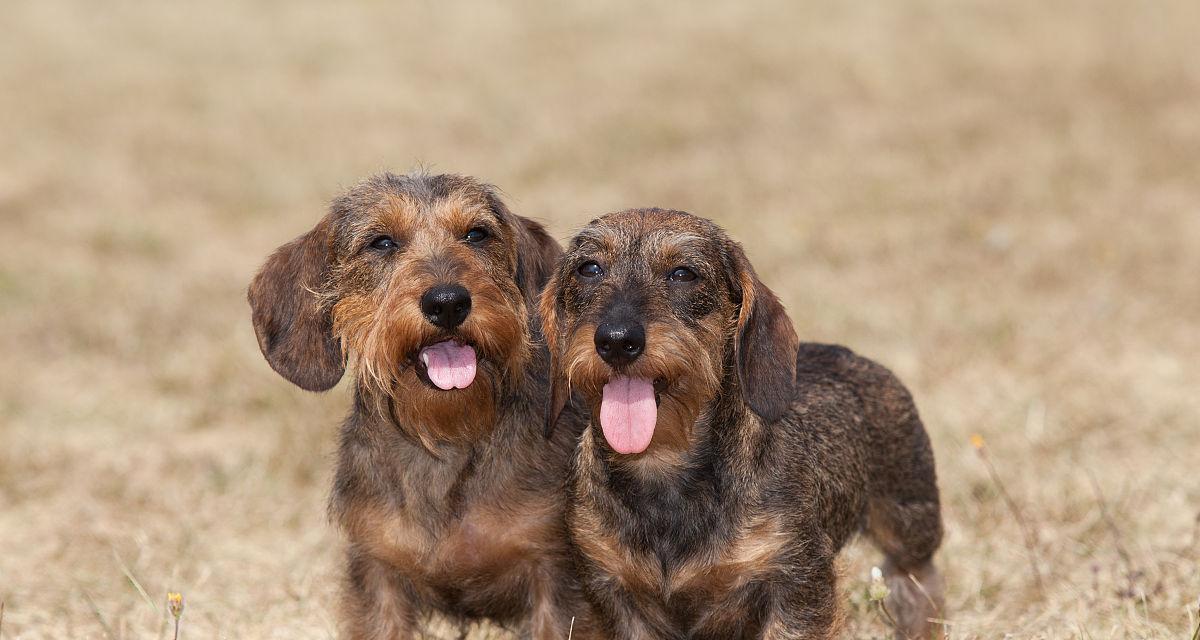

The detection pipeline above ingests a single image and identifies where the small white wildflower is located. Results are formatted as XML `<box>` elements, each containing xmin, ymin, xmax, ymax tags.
<box><xmin>867</xmin><ymin>566</ymin><xmax>890</xmax><ymax>602</ymax></box>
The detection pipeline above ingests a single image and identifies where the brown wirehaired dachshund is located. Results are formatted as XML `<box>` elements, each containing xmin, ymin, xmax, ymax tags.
<box><xmin>248</xmin><ymin>172</ymin><xmax>595</xmax><ymax>639</ymax></box>
<box><xmin>541</xmin><ymin>208</ymin><xmax>945</xmax><ymax>639</ymax></box>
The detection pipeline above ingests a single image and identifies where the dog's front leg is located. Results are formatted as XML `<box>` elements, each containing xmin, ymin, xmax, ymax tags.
<box><xmin>580</xmin><ymin>580</ymin><xmax>680</xmax><ymax>640</ymax></box>
<box><xmin>758</xmin><ymin>555</ymin><xmax>841</xmax><ymax>640</ymax></box>
<box><xmin>342</xmin><ymin>547</ymin><xmax>422</xmax><ymax>640</ymax></box>
<box><xmin>524</xmin><ymin>573</ymin><xmax>573</xmax><ymax>640</ymax></box>
<box><xmin>524</xmin><ymin>566</ymin><xmax>604</xmax><ymax>640</ymax></box>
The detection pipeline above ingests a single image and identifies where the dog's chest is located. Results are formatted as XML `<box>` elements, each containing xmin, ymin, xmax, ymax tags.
<box><xmin>432</xmin><ymin>497</ymin><xmax>559</xmax><ymax>579</ymax></box>
<box><xmin>578</xmin><ymin>506</ymin><xmax>790</xmax><ymax>622</ymax></box>
<box><xmin>347</xmin><ymin>493</ymin><xmax>559</xmax><ymax>596</ymax></box>
<box><xmin>680</xmin><ymin>514</ymin><xmax>787</xmax><ymax>579</ymax></box>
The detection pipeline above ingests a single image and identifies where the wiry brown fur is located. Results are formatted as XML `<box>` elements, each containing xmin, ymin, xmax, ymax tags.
<box><xmin>542</xmin><ymin>209</ymin><xmax>945</xmax><ymax>640</ymax></box>
<box><xmin>248</xmin><ymin>172</ymin><xmax>596</xmax><ymax>639</ymax></box>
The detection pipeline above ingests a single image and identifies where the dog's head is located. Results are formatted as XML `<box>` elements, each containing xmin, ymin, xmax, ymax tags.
<box><xmin>541</xmin><ymin>208</ymin><xmax>798</xmax><ymax>459</ymax></box>
<box><xmin>248</xmin><ymin>172</ymin><xmax>559</xmax><ymax>443</ymax></box>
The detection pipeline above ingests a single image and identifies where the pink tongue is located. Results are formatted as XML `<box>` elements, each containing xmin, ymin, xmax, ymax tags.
<box><xmin>419</xmin><ymin>341</ymin><xmax>477</xmax><ymax>390</ymax></box>
<box><xmin>599</xmin><ymin>376</ymin><xmax>658</xmax><ymax>454</ymax></box>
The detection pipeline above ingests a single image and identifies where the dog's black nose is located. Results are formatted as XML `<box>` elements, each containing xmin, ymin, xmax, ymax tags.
<box><xmin>594</xmin><ymin>321</ymin><xmax>645</xmax><ymax>366</ymax></box>
<box><xmin>421</xmin><ymin>284</ymin><xmax>472</xmax><ymax>329</ymax></box>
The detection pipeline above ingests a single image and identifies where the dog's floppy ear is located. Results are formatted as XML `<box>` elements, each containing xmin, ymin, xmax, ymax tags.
<box><xmin>724</xmin><ymin>239</ymin><xmax>800</xmax><ymax>423</ymax></box>
<box><xmin>539</xmin><ymin>271</ymin><xmax>570</xmax><ymax>438</ymax></box>
<box><xmin>247</xmin><ymin>215</ymin><xmax>345</xmax><ymax>391</ymax></box>
<box><xmin>514</xmin><ymin>217</ymin><xmax>563</xmax><ymax>307</ymax></box>
<box><xmin>484</xmin><ymin>189</ymin><xmax>562</xmax><ymax>306</ymax></box>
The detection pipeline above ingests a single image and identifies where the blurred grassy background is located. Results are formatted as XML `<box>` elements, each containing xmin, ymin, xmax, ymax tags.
<box><xmin>1</xmin><ymin>0</ymin><xmax>1198</xmax><ymax>637</ymax></box>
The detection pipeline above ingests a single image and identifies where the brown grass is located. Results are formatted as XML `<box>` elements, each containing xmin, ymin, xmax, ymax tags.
<box><xmin>2</xmin><ymin>0</ymin><xmax>1198</xmax><ymax>637</ymax></box>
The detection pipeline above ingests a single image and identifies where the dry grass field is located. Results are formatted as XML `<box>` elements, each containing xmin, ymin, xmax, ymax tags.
<box><xmin>2</xmin><ymin>1</ymin><xmax>1198</xmax><ymax>638</ymax></box>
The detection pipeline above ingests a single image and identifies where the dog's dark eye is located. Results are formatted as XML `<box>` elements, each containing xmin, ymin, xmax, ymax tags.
<box><xmin>668</xmin><ymin>267</ymin><xmax>697</xmax><ymax>282</ymax></box>
<box><xmin>370</xmin><ymin>236</ymin><xmax>397</xmax><ymax>251</ymax></box>
<box><xmin>577</xmin><ymin>261</ymin><xmax>604</xmax><ymax>279</ymax></box>
<box><xmin>464</xmin><ymin>228</ymin><xmax>489</xmax><ymax>243</ymax></box>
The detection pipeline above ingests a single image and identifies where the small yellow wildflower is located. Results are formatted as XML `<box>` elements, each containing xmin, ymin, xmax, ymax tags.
<box><xmin>167</xmin><ymin>592</ymin><xmax>185</xmax><ymax>640</ymax></box>
<box><xmin>969</xmin><ymin>433</ymin><xmax>986</xmax><ymax>450</ymax></box>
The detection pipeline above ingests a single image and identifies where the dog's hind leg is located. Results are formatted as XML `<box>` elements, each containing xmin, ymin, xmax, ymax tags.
<box><xmin>865</xmin><ymin>475</ymin><xmax>945</xmax><ymax>639</ymax></box>
<box><xmin>850</xmin><ymin>360</ymin><xmax>946</xmax><ymax>640</ymax></box>
<box><xmin>879</xmin><ymin>555</ymin><xmax>944</xmax><ymax>640</ymax></box>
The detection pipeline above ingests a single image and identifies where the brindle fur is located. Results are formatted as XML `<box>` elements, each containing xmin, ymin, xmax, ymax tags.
<box><xmin>542</xmin><ymin>209</ymin><xmax>945</xmax><ymax>640</ymax></box>
<box><xmin>248</xmin><ymin>173</ymin><xmax>596</xmax><ymax>639</ymax></box>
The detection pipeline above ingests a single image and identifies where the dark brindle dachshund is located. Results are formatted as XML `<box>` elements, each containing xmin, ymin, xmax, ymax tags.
<box><xmin>541</xmin><ymin>209</ymin><xmax>945</xmax><ymax>640</ymax></box>
<box><xmin>248</xmin><ymin>173</ymin><xmax>595</xmax><ymax>640</ymax></box>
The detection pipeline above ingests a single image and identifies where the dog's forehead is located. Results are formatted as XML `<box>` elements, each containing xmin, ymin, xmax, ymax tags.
<box><xmin>574</xmin><ymin>209</ymin><xmax>724</xmax><ymax>259</ymax></box>
<box><xmin>383</xmin><ymin>191</ymin><xmax>492</xmax><ymax>230</ymax></box>
<box><xmin>338</xmin><ymin>173</ymin><xmax>499</xmax><ymax>234</ymax></box>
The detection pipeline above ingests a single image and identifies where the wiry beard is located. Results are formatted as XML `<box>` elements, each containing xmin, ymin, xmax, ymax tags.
<box><xmin>328</xmin><ymin>277</ymin><xmax>530</xmax><ymax>452</ymax></box>
<box><xmin>560</xmin><ymin>318</ymin><xmax>725</xmax><ymax>460</ymax></box>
